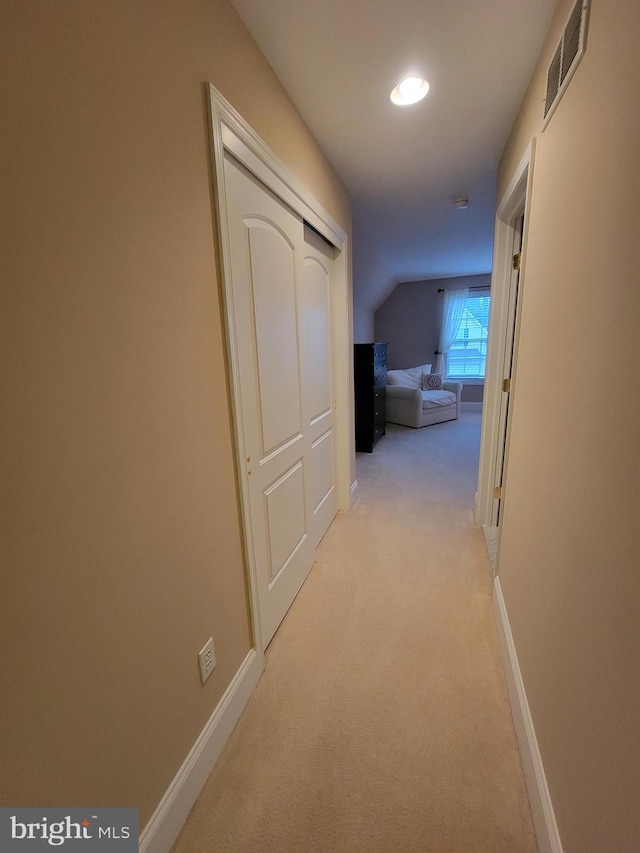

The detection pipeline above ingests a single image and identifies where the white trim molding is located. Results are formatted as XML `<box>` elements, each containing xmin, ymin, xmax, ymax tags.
<box><xmin>139</xmin><ymin>650</ymin><xmax>262</xmax><ymax>853</ymax></box>
<box><xmin>476</xmin><ymin>141</ymin><xmax>535</xmax><ymax>527</ymax></box>
<box><xmin>210</xmin><ymin>89</ymin><xmax>346</xmax><ymax>251</ymax></box>
<box><xmin>493</xmin><ymin>579</ymin><xmax>564</xmax><ymax>853</ymax></box>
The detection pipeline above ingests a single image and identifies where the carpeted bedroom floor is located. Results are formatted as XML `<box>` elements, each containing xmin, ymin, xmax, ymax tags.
<box><xmin>171</xmin><ymin>413</ymin><xmax>537</xmax><ymax>852</ymax></box>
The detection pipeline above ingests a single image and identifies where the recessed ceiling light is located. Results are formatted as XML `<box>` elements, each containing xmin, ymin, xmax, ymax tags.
<box><xmin>390</xmin><ymin>75</ymin><xmax>430</xmax><ymax>106</ymax></box>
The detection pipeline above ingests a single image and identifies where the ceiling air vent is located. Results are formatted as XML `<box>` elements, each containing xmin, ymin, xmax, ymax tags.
<box><xmin>543</xmin><ymin>0</ymin><xmax>590</xmax><ymax>127</ymax></box>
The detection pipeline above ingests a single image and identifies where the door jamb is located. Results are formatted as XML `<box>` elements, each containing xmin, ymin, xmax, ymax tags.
<box><xmin>476</xmin><ymin>141</ymin><xmax>535</xmax><ymax>541</ymax></box>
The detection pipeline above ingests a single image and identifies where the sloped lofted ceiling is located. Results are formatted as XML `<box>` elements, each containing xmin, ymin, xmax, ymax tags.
<box><xmin>229</xmin><ymin>0</ymin><xmax>557</xmax><ymax>311</ymax></box>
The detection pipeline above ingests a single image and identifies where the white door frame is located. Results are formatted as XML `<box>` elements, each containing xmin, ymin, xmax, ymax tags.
<box><xmin>476</xmin><ymin>141</ymin><xmax>535</xmax><ymax>539</ymax></box>
<box><xmin>208</xmin><ymin>85</ymin><xmax>353</xmax><ymax>656</ymax></box>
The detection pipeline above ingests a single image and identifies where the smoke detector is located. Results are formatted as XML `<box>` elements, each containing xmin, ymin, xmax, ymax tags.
<box><xmin>452</xmin><ymin>197</ymin><xmax>470</xmax><ymax>210</ymax></box>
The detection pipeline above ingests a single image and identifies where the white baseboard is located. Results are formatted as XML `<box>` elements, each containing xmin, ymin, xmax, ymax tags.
<box><xmin>139</xmin><ymin>649</ymin><xmax>263</xmax><ymax>853</ymax></box>
<box><xmin>493</xmin><ymin>578</ymin><xmax>563</xmax><ymax>853</ymax></box>
<box><xmin>350</xmin><ymin>478</ymin><xmax>359</xmax><ymax>508</ymax></box>
<box><xmin>461</xmin><ymin>402</ymin><xmax>483</xmax><ymax>412</ymax></box>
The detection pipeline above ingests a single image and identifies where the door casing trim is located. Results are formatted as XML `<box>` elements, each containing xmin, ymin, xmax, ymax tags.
<box><xmin>475</xmin><ymin>141</ymin><xmax>535</xmax><ymax>538</ymax></box>
<box><xmin>207</xmin><ymin>84</ymin><xmax>353</xmax><ymax>655</ymax></box>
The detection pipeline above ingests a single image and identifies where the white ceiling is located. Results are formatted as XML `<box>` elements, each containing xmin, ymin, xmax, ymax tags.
<box><xmin>230</xmin><ymin>0</ymin><xmax>557</xmax><ymax>307</ymax></box>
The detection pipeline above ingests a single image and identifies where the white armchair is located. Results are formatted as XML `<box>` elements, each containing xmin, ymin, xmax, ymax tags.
<box><xmin>386</xmin><ymin>366</ymin><xmax>462</xmax><ymax>428</ymax></box>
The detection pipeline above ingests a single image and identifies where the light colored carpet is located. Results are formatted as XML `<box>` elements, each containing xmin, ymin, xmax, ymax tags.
<box><xmin>172</xmin><ymin>414</ymin><xmax>537</xmax><ymax>853</ymax></box>
<box><xmin>483</xmin><ymin>525</ymin><xmax>499</xmax><ymax>574</ymax></box>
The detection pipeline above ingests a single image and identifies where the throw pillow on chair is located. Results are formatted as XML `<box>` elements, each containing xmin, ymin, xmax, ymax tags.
<box><xmin>423</xmin><ymin>373</ymin><xmax>443</xmax><ymax>390</ymax></box>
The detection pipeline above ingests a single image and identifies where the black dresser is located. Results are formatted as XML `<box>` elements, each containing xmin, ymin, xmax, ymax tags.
<box><xmin>354</xmin><ymin>342</ymin><xmax>387</xmax><ymax>452</ymax></box>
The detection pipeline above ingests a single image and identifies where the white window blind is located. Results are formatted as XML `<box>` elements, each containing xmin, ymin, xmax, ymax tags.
<box><xmin>447</xmin><ymin>291</ymin><xmax>491</xmax><ymax>378</ymax></box>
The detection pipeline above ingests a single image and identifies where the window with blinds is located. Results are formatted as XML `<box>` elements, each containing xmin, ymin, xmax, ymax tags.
<box><xmin>447</xmin><ymin>291</ymin><xmax>491</xmax><ymax>379</ymax></box>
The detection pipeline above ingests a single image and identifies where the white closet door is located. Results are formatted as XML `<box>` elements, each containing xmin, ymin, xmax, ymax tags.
<box><xmin>301</xmin><ymin>227</ymin><xmax>337</xmax><ymax>547</ymax></box>
<box><xmin>224</xmin><ymin>154</ymin><xmax>326</xmax><ymax>646</ymax></box>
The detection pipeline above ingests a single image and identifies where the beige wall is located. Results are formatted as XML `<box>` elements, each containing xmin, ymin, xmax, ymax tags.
<box><xmin>497</xmin><ymin>0</ymin><xmax>640</xmax><ymax>850</ymax></box>
<box><xmin>0</xmin><ymin>0</ymin><xmax>350</xmax><ymax>826</ymax></box>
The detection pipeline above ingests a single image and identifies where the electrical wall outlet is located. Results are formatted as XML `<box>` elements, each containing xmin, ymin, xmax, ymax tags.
<box><xmin>198</xmin><ymin>638</ymin><xmax>216</xmax><ymax>684</ymax></box>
